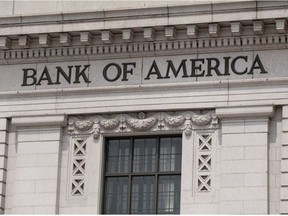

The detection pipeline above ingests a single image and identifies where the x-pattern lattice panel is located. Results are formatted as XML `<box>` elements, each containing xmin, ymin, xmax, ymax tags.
<box><xmin>198</xmin><ymin>154</ymin><xmax>212</xmax><ymax>172</ymax></box>
<box><xmin>70</xmin><ymin>137</ymin><xmax>88</xmax><ymax>196</ymax></box>
<box><xmin>198</xmin><ymin>134</ymin><xmax>212</xmax><ymax>152</ymax></box>
<box><xmin>71</xmin><ymin>178</ymin><xmax>85</xmax><ymax>195</ymax></box>
<box><xmin>73</xmin><ymin>139</ymin><xmax>87</xmax><ymax>156</ymax></box>
<box><xmin>196</xmin><ymin>133</ymin><xmax>213</xmax><ymax>193</ymax></box>
<box><xmin>197</xmin><ymin>175</ymin><xmax>212</xmax><ymax>192</ymax></box>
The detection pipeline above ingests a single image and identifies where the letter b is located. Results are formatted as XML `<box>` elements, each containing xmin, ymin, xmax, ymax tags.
<box><xmin>21</xmin><ymin>68</ymin><xmax>37</xmax><ymax>86</ymax></box>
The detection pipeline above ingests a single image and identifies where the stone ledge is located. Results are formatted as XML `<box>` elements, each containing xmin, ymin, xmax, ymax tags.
<box><xmin>0</xmin><ymin>77</ymin><xmax>288</xmax><ymax>98</ymax></box>
<box><xmin>11</xmin><ymin>115</ymin><xmax>67</xmax><ymax>127</ymax></box>
<box><xmin>216</xmin><ymin>106</ymin><xmax>274</xmax><ymax>119</ymax></box>
<box><xmin>0</xmin><ymin>119</ymin><xmax>7</xmax><ymax>131</ymax></box>
<box><xmin>0</xmin><ymin>1</ymin><xmax>287</xmax><ymax>28</ymax></box>
<box><xmin>281</xmin><ymin>106</ymin><xmax>288</xmax><ymax>119</ymax></box>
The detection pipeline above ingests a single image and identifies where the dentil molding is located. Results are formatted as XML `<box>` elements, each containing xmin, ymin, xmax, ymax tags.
<box><xmin>1</xmin><ymin>32</ymin><xmax>288</xmax><ymax>64</ymax></box>
<box><xmin>68</xmin><ymin>110</ymin><xmax>219</xmax><ymax>138</ymax></box>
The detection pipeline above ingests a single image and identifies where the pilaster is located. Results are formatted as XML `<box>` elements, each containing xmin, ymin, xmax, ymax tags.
<box><xmin>216</xmin><ymin>105</ymin><xmax>274</xmax><ymax>214</ymax></box>
<box><xmin>180</xmin><ymin>128</ymin><xmax>219</xmax><ymax>214</ymax></box>
<box><xmin>0</xmin><ymin>118</ymin><xmax>8</xmax><ymax>213</ymax></box>
<box><xmin>280</xmin><ymin>106</ymin><xmax>288</xmax><ymax>214</ymax></box>
<box><xmin>10</xmin><ymin>114</ymin><xmax>66</xmax><ymax>214</ymax></box>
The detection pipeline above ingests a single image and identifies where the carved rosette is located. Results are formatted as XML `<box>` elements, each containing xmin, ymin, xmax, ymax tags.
<box><xmin>68</xmin><ymin>111</ymin><xmax>219</xmax><ymax>138</ymax></box>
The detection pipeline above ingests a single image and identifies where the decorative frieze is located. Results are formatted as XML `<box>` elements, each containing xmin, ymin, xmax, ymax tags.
<box><xmin>68</xmin><ymin>111</ymin><xmax>218</xmax><ymax>139</ymax></box>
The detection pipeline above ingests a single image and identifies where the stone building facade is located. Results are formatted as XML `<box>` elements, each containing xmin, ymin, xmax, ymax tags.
<box><xmin>0</xmin><ymin>0</ymin><xmax>287</xmax><ymax>214</ymax></box>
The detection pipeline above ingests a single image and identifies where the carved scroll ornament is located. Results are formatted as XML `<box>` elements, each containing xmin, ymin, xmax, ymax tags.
<box><xmin>68</xmin><ymin>111</ymin><xmax>218</xmax><ymax>139</ymax></box>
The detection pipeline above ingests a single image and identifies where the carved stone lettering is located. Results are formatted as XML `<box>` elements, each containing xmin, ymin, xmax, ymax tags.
<box><xmin>20</xmin><ymin>55</ymin><xmax>268</xmax><ymax>87</ymax></box>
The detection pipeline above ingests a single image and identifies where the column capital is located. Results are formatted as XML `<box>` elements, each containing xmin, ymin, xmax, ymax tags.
<box><xmin>216</xmin><ymin>105</ymin><xmax>274</xmax><ymax>119</ymax></box>
<box><xmin>11</xmin><ymin>114</ymin><xmax>67</xmax><ymax>127</ymax></box>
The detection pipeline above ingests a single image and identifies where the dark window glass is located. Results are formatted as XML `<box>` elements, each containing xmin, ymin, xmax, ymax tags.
<box><xmin>159</xmin><ymin>137</ymin><xmax>182</xmax><ymax>172</ymax></box>
<box><xmin>106</xmin><ymin>139</ymin><xmax>130</xmax><ymax>173</ymax></box>
<box><xmin>133</xmin><ymin>138</ymin><xmax>157</xmax><ymax>173</ymax></box>
<box><xmin>104</xmin><ymin>177</ymin><xmax>129</xmax><ymax>214</ymax></box>
<box><xmin>157</xmin><ymin>175</ymin><xmax>181</xmax><ymax>214</ymax></box>
<box><xmin>131</xmin><ymin>176</ymin><xmax>155</xmax><ymax>214</ymax></box>
<box><xmin>103</xmin><ymin>136</ymin><xmax>182</xmax><ymax>214</ymax></box>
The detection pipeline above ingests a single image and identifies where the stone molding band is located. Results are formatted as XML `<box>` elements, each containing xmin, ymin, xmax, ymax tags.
<box><xmin>68</xmin><ymin>111</ymin><xmax>219</xmax><ymax>138</ymax></box>
<box><xmin>11</xmin><ymin>114</ymin><xmax>67</xmax><ymax>127</ymax></box>
<box><xmin>1</xmin><ymin>33</ymin><xmax>288</xmax><ymax>63</ymax></box>
<box><xmin>216</xmin><ymin>106</ymin><xmax>275</xmax><ymax>119</ymax></box>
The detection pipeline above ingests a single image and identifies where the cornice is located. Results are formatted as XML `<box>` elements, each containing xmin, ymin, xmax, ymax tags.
<box><xmin>1</xmin><ymin>32</ymin><xmax>287</xmax><ymax>64</ymax></box>
<box><xmin>0</xmin><ymin>1</ymin><xmax>287</xmax><ymax>62</ymax></box>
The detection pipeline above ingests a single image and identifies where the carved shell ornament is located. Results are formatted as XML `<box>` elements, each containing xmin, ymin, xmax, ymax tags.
<box><xmin>75</xmin><ymin>120</ymin><xmax>93</xmax><ymax>131</ymax></box>
<box><xmin>126</xmin><ymin>112</ymin><xmax>158</xmax><ymax>131</ymax></box>
<box><xmin>191</xmin><ymin>114</ymin><xmax>212</xmax><ymax>126</ymax></box>
<box><xmin>164</xmin><ymin>114</ymin><xmax>185</xmax><ymax>127</ymax></box>
<box><xmin>68</xmin><ymin>117</ymin><xmax>95</xmax><ymax>135</ymax></box>
<box><xmin>100</xmin><ymin>118</ymin><xmax>119</xmax><ymax>130</ymax></box>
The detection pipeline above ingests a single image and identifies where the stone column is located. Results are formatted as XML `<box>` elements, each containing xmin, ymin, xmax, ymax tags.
<box><xmin>216</xmin><ymin>106</ymin><xmax>274</xmax><ymax>214</ymax></box>
<box><xmin>11</xmin><ymin>115</ymin><xmax>66</xmax><ymax>214</ymax></box>
<box><xmin>281</xmin><ymin>106</ymin><xmax>288</xmax><ymax>214</ymax></box>
<box><xmin>0</xmin><ymin>118</ymin><xmax>8</xmax><ymax>213</ymax></box>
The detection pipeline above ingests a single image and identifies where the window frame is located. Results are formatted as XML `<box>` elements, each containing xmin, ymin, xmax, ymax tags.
<box><xmin>102</xmin><ymin>135</ymin><xmax>182</xmax><ymax>214</ymax></box>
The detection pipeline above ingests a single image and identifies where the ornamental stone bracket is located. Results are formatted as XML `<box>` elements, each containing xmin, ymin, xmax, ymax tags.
<box><xmin>68</xmin><ymin>111</ymin><xmax>219</xmax><ymax>139</ymax></box>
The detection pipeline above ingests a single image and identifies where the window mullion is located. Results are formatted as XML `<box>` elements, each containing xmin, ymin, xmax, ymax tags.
<box><xmin>155</xmin><ymin>173</ymin><xmax>159</xmax><ymax>214</ymax></box>
<box><xmin>128</xmin><ymin>138</ymin><xmax>133</xmax><ymax>214</ymax></box>
<box><xmin>128</xmin><ymin>175</ymin><xmax>132</xmax><ymax>214</ymax></box>
<box><xmin>154</xmin><ymin>137</ymin><xmax>160</xmax><ymax>214</ymax></box>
